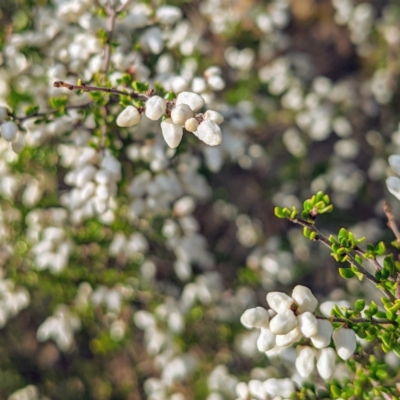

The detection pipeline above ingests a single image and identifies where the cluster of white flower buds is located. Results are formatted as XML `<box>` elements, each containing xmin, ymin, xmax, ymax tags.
<box><xmin>0</xmin><ymin>107</ymin><xmax>25</xmax><ymax>153</ymax></box>
<box><xmin>241</xmin><ymin>285</ymin><xmax>357</xmax><ymax>380</ymax></box>
<box><xmin>116</xmin><ymin>91</ymin><xmax>224</xmax><ymax>148</ymax></box>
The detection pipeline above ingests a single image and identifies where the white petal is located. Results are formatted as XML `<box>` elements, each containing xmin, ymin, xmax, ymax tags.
<box><xmin>145</xmin><ymin>96</ymin><xmax>166</xmax><ymax>120</ymax></box>
<box><xmin>204</xmin><ymin>110</ymin><xmax>224</xmax><ymax>125</ymax></box>
<box><xmin>297</xmin><ymin>312</ymin><xmax>318</xmax><ymax>338</ymax></box>
<box><xmin>292</xmin><ymin>285</ymin><xmax>318</xmax><ymax>313</ymax></box>
<box><xmin>332</xmin><ymin>327</ymin><xmax>356</xmax><ymax>360</ymax></box>
<box><xmin>275</xmin><ymin>327</ymin><xmax>302</xmax><ymax>347</ymax></box>
<box><xmin>389</xmin><ymin>155</ymin><xmax>400</xmax><ymax>176</ymax></box>
<box><xmin>171</xmin><ymin>104</ymin><xmax>192</xmax><ymax>125</ymax></box>
<box><xmin>176</xmin><ymin>91</ymin><xmax>205</xmax><ymax>112</ymax></box>
<box><xmin>316</xmin><ymin>347</ymin><xmax>336</xmax><ymax>380</ymax></box>
<box><xmin>257</xmin><ymin>328</ymin><xmax>276</xmax><ymax>352</ymax></box>
<box><xmin>195</xmin><ymin>120</ymin><xmax>222</xmax><ymax>146</ymax></box>
<box><xmin>296</xmin><ymin>345</ymin><xmax>317</xmax><ymax>377</ymax></box>
<box><xmin>269</xmin><ymin>310</ymin><xmax>298</xmax><ymax>335</ymax></box>
<box><xmin>266</xmin><ymin>292</ymin><xmax>294</xmax><ymax>313</ymax></box>
<box><xmin>386</xmin><ymin>176</ymin><xmax>400</xmax><ymax>201</ymax></box>
<box><xmin>1</xmin><ymin>121</ymin><xmax>18</xmax><ymax>141</ymax></box>
<box><xmin>116</xmin><ymin>106</ymin><xmax>141</xmax><ymax>127</ymax></box>
<box><xmin>240</xmin><ymin>307</ymin><xmax>270</xmax><ymax>329</ymax></box>
<box><xmin>184</xmin><ymin>117</ymin><xmax>199</xmax><ymax>132</ymax></box>
<box><xmin>310</xmin><ymin>319</ymin><xmax>333</xmax><ymax>349</ymax></box>
<box><xmin>160</xmin><ymin>118</ymin><xmax>183</xmax><ymax>148</ymax></box>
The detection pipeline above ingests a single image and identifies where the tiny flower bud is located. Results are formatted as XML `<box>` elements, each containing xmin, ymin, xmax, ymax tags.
<box><xmin>292</xmin><ymin>285</ymin><xmax>318</xmax><ymax>313</ymax></box>
<box><xmin>310</xmin><ymin>319</ymin><xmax>333</xmax><ymax>349</ymax></box>
<box><xmin>297</xmin><ymin>311</ymin><xmax>318</xmax><ymax>338</ymax></box>
<box><xmin>204</xmin><ymin>109</ymin><xmax>224</xmax><ymax>125</ymax></box>
<box><xmin>316</xmin><ymin>347</ymin><xmax>336</xmax><ymax>380</ymax></box>
<box><xmin>184</xmin><ymin>117</ymin><xmax>199</xmax><ymax>132</ymax></box>
<box><xmin>296</xmin><ymin>346</ymin><xmax>317</xmax><ymax>377</ymax></box>
<box><xmin>116</xmin><ymin>106</ymin><xmax>141</xmax><ymax>127</ymax></box>
<box><xmin>160</xmin><ymin>118</ymin><xmax>183</xmax><ymax>148</ymax></box>
<box><xmin>240</xmin><ymin>307</ymin><xmax>270</xmax><ymax>329</ymax></box>
<box><xmin>176</xmin><ymin>91</ymin><xmax>205</xmax><ymax>112</ymax></box>
<box><xmin>171</xmin><ymin>104</ymin><xmax>192</xmax><ymax>125</ymax></box>
<box><xmin>269</xmin><ymin>309</ymin><xmax>298</xmax><ymax>335</ymax></box>
<box><xmin>332</xmin><ymin>327</ymin><xmax>356</xmax><ymax>360</ymax></box>
<box><xmin>266</xmin><ymin>292</ymin><xmax>294</xmax><ymax>314</ymax></box>
<box><xmin>263</xmin><ymin>378</ymin><xmax>295</xmax><ymax>399</ymax></box>
<box><xmin>156</xmin><ymin>6</ymin><xmax>182</xmax><ymax>25</ymax></box>
<box><xmin>1</xmin><ymin>121</ymin><xmax>18</xmax><ymax>141</ymax></box>
<box><xmin>195</xmin><ymin>119</ymin><xmax>222</xmax><ymax>146</ymax></box>
<box><xmin>145</xmin><ymin>96</ymin><xmax>166</xmax><ymax>120</ymax></box>
<box><xmin>257</xmin><ymin>328</ymin><xmax>276</xmax><ymax>352</ymax></box>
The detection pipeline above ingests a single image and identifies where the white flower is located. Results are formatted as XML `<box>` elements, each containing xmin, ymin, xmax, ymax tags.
<box><xmin>257</xmin><ymin>327</ymin><xmax>276</xmax><ymax>352</ymax></box>
<box><xmin>160</xmin><ymin>118</ymin><xmax>183</xmax><ymax>148</ymax></box>
<box><xmin>176</xmin><ymin>91</ymin><xmax>205</xmax><ymax>112</ymax></box>
<box><xmin>116</xmin><ymin>106</ymin><xmax>141</xmax><ymax>127</ymax></box>
<box><xmin>292</xmin><ymin>285</ymin><xmax>318</xmax><ymax>313</ymax></box>
<box><xmin>156</xmin><ymin>6</ymin><xmax>182</xmax><ymax>25</ymax></box>
<box><xmin>310</xmin><ymin>319</ymin><xmax>333</xmax><ymax>349</ymax></box>
<box><xmin>204</xmin><ymin>110</ymin><xmax>224</xmax><ymax>125</ymax></box>
<box><xmin>266</xmin><ymin>291</ymin><xmax>294</xmax><ymax>313</ymax></box>
<box><xmin>195</xmin><ymin>120</ymin><xmax>222</xmax><ymax>146</ymax></box>
<box><xmin>332</xmin><ymin>327</ymin><xmax>356</xmax><ymax>360</ymax></box>
<box><xmin>269</xmin><ymin>309</ymin><xmax>298</xmax><ymax>335</ymax></box>
<box><xmin>297</xmin><ymin>311</ymin><xmax>318</xmax><ymax>338</ymax></box>
<box><xmin>171</xmin><ymin>104</ymin><xmax>193</xmax><ymax>125</ymax></box>
<box><xmin>1</xmin><ymin>121</ymin><xmax>18</xmax><ymax>141</ymax></box>
<box><xmin>296</xmin><ymin>345</ymin><xmax>317</xmax><ymax>377</ymax></box>
<box><xmin>316</xmin><ymin>347</ymin><xmax>336</xmax><ymax>380</ymax></box>
<box><xmin>263</xmin><ymin>378</ymin><xmax>295</xmax><ymax>398</ymax></box>
<box><xmin>240</xmin><ymin>307</ymin><xmax>270</xmax><ymax>329</ymax></box>
<box><xmin>275</xmin><ymin>326</ymin><xmax>302</xmax><ymax>347</ymax></box>
<box><xmin>145</xmin><ymin>96</ymin><xmax>167</xmax><ymax>120</ymax></box>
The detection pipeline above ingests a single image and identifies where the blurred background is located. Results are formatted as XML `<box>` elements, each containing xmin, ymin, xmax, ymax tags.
<box><xmin>0</xmin><ymin>0</ymin><xmax>400</xmax><ymax>398</ymax></box>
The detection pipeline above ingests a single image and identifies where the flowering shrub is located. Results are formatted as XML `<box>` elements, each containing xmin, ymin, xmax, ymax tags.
<box><xmin>1</xmin><ymin>0</ymin><xmax>400</xmax><ymax>399</ymax></box>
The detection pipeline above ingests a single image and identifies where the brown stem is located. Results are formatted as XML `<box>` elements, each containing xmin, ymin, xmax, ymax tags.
<box><xmin>288</xmin><ymin>217</ymin><xmax>396</xmax><ymax>301</ymax></box>
<box><xmin>320</xmin><ymin>316</ymin><xmax>396</xmax><ymax>325</ymax></box>
<box><xmin>53</xmin><ymin>81</ymin><xmax>149</xmax><ymax>101</ymax></box>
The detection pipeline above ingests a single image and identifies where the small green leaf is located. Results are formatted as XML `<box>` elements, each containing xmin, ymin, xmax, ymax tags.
<box><xmin>339</xmin><ymin>268</ymin><xmax>355</xmax><ymax>279</ymax></box>
<box><xmin>354</xmin><ymin>299</ymin><xmax>365</xmax><ymax>312</ymax></box>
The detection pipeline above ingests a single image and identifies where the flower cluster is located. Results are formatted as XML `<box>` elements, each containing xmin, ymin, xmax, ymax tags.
<box><xmin>241</xmin><ymin>286</ymin><xmax>357</xmax><ymax>380</ymax></box>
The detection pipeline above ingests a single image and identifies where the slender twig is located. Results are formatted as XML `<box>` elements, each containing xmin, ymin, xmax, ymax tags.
<box><xmin>384</xmin><ymin>200</ymin><xmax>400</xmax><ymax>243</ymax></box>
<box><xmin>318</xmin><ymin>316</ymin><xmax>396</xmax><ymax>325</ymax></box>
<box><xmin>14</xmin><ymin>102</ymin><xmax>93</xmax><ymax>124</ymax></box>
<box><xmin>53</xmin><ymin>81</ymin><xmax>149</xmax><ymax>101</ymax></box>
<box><xmin>354</xmin><ymin>248</ymin><xmax>382</xmax><ymax>272</ymax></box>
<box><xmin>288</xmin><ymin>217</ymin><xmax>396</xmax><ymax>301</ymax></box>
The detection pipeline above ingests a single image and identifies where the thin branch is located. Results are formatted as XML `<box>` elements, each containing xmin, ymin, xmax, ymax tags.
<box><xmin>53</xmin><ymin>81</ymin><xmax>149</xmax><ymax>101</ymax></box>
<box><xmin>14</xmin><ymin>102</ymin><xmax>93</xmax><ymax>124</ymax></box>
<box><xmin>321</xmin><ymin>316</ymin><xmax>396</xmax><ymax>325</ymax></box>
<box><xmin>384</xmin><ymin>200</ymin><xmax>400</xmax><ymax>243</ymax></box>
<box><xmin>288</xmin><ymin>217</ymin><xmax>396</xmax><ymax>301</ymax></box>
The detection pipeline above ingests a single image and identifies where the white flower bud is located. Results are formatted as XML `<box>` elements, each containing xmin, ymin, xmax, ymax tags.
<box><xmin>257</xmin><ymin>328</ymin><xmax>276</xmax><ymax>352</ymax></box>
<box><xmin>176</xmin><ymin>91</ymin><xmax>205</xmax><ymax>112</ymax></box>
<box><xmin>310</xmin><ymin>319</ymin><xmax>333</xmax><ymax>349</ymax></box>
<box><xmin>116</xmin><ymin>106</ymin><xmax>141</xmax><ymax>127</ymax></box>
<box><xmin>332</xmin><ymin>327</ymin><xmax>356</xmax><ymax>360</ymax></box>
<box><xmin>263</xmin><ymin>378</ymin><xmax>295</xmax><ymax>398</ymax></box>
<box><xmin>297</xmin><ymin>311</ymin><xmax>318</xmax><ymax>338</ymax></box>
<box><xmin>145</xmin><ymin>96</ymin><xmax>166</xmax><ymax>120</ymax></box>
<box><xmin>0</xmin><ymin>107</ymin><xmax>8</xmax><ymax>121</ymax></box>
<box><xmin>156</xmin><ymin>6</ymin><xmax>182</xmax><ymax>25</ymax></box>
<box><xmin>266</xmin><ymin>292</ymin><xmax>294</xmax><ymax>314</ymax></box>
<box><xmin>184</xmin><ymin>117</ymin><xmax>199</xmax><ymax>132</ymax></box>
<box><xmin>171</xmin><ymin>104</ymin><xmax>193</xmax><ymax>125</ymax></box>
<box><xmin>236</xmin><ymin>382</ymin><xmax>249</xmax><ymax>399</ymax></box>
<box><xmin>160</xmin><ymin>118</ymin><xmax>183</xmax><ymax>148</ymax></box>
<box><xmin>316</xmin><ymin>347</ymin><xmax>336</xmax><ymax>380</ymax></box>
<box><xmin>207</xmin><ymin>75</ymin><xmax>225</xmax><ymax>91</ymax></box>
<box><xmin>292</xmin><ymin>285</ymin><xmax>318</xmax><ymax>313</ymax></box>
<box><xmin>269</xmin><ymin>309</ymin><xmax>298</xmax><ymax>335</ymax></box>
<box><xmin>11</xmin><ymin>132</ymin><xmax>26</xmax><ymax>153</ymax></box>
<box><xmin>1</xmin><ymin>121</ymin><xmax>18</xmax><ymax>141</ymax></box>
<box><xmin>248</xmin><ymin>380</ymin><xmax>266</xmax><ymax>399</ymax></box>
<box><xmin>240</xmin><ymin>307</ymin><xmax>269</xmax><ymax>329</ymax></box>
<box><xmin>389</xmin><ymin>155</ymin><xmax>400</xmax><ymax>176</ymax></box>
<box><xmin>204</xmin><ymin>110</ymin><xmax>224</xmax><ymax>125</ymax></box>
<box><xmin>275</xmin><ymin>327</ymin><xmax>302</xmax><ymax>347</ymax></box>
<box><xmin>296</xmin><ymin>346</ymin><xmax>317</xmax><ymax>377</ymax></box>
<box><xmin>195</xmin><ymin>119</ymin><xmax>222</xmax><ymax>146</ymax></box>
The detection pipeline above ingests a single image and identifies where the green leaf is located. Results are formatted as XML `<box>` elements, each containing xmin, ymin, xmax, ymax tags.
<box><xmin>375</xmin><ymin>241</ymin><xmax>386</xmax><ymax>255</ymax></box>
<box><xmin>383</xmin><ymin>254</ymin><xmax>394</xmax><ymax>276</ymax></box>
<box><xmin>339</xmin><ymin>268</ymin><xmax>355</xmax><ymax>279</ymax></box>
<box><xmin>354</xmin><ymin>299</ymin><xmax>365</xmax><ymax>312</ymax></box>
